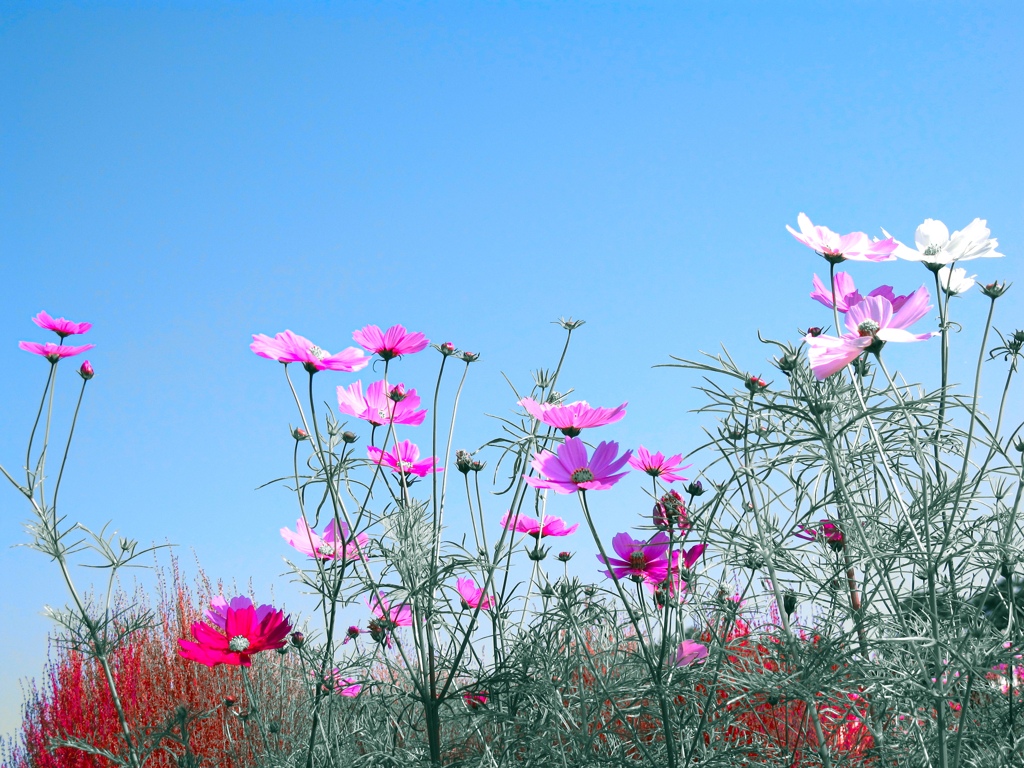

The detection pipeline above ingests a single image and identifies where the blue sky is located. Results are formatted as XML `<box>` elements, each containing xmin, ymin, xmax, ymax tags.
<box><xmin>1</xmin><ymin>0</ymin><xmax>1022</xmax><ymax>737</ymax></box>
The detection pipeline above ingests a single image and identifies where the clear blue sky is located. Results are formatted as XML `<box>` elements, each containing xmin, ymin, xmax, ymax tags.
<box><xmin>2</xmin><ymin>0</ymin><xmax>1022</xmax><ymax>737</ymax></box>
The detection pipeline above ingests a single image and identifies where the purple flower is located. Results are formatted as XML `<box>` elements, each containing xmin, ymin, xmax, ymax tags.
<box><xmin>524</xmin><ymin>437</ymin><xmax>632</xmax><ymax>494</ymax></box>
<box><xmin>251</xmin><ymin>330</ymin><xmax>370</xmax><ymax>373</ymax></box>
<box><xmin>672</xmin><ymin>640</ymin><xmax>709</xmax><ymax>667</ymax></box>
<box><xmin>499</xmin><ymin>512</ymin><xmax>579</xmax><ymax>538</ymax></box>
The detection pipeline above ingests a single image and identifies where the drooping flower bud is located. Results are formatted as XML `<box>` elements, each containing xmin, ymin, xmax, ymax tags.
<box><xmin>342</xmin><ymin>431</ymin><xmax>359</xmax><ymax>444</ymax></box>
<box><xmin>78</xmin><ymin>360</ymin><xmax>94</xmax><ymax>380</ymax></box>
<box><xmin>290</xmin><ymin>631</ymin><xmax>305</xmax><ymax>648</ymax></box>
<box><xmin>455</xmin><ymin>449</ymin><xmax>474</xmax><ymax>474</ymax></box>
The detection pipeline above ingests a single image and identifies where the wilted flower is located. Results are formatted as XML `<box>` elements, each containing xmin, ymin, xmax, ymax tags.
<box><xmin>337</xmin><ymin>380</ymin><xmax>427</xmax><ymax>427</ymax></box>
<box><xmin>455</xmin><ymin>450</ymin><xmax>475</xmax><ymax>474</ymax></box>
<box><xmin>352</xmin><ymin>324</ymin><xmax>429</xmax><ymax>360</ymax></box>
<box><xmin>251</xmin><ymin>330</ymin><xmax>370</xmax><ymax>373</ymax></box>
<box><xmin>806</xmin><ymin>291</ymin><xmax>937</xmax><ymax>380</ymax></box>
<box><xmin>179</xmin><ymin>597</ymin><xmax>291</xmax><ymax>667</ymax></box>
<box><xmin>518</xmin><ymin>397</ymin><xmax>627</xmax><ymax>437</ymax></box>
<box><xmin>653</xmin><ymin>490</ymin><xmax>689</xmax><ymax>532</ymax></box>
<box><xmin>810</xmin><ymin>272</ymin><xmax>909</xmax><ymax>313</ymax></box>
<box><xmin>524</xmin><ymin>437</ymin><xmax>632</xmax><ymax>494</ymax></box>
<box><xmin>597</xmin><ymin>532</ymin><xmax>671</xmax><ymax>584</ymax></box>
<box><xmin>31</xmin><ymin>311</ymin><xmax>93</xmax><ymax>338</ymax></box>
<box><xmin>787</xmin><ymin>213</ymin><xmax>897</xmax><ymax>263</ymax></box>
<box><xmin>19</xmin><ymin>341</ymin><xmax>95</xmax><ymax>363</ymax></box>
<box><xmin>672</xmin><ymin>640</ymin><xmax>709</xmax><ymax>667</ymax></box>
<box><xmin>457</xmin><ymin>578</ymin><xmax>494</xmax><ymax>610</ymax></box>
<box><xmin>628</xmin><ymin>446</ymin><xmax>691</xmax><ymax>483</ymax></box>
<box><xmin>281</xmin><ymin>518</ymin><xmax>368</xmax><ymax>561</ymax></box>
<box><xmin>938</xmin><ymin>266</ymin><xmax>977</xmax><ymax>296</ymax></box>
<box><xmin>367</xmin><ymin>440</ymin><xmax>443</xmax><ymax>477</ymax></box>
<box><xmin>883</xmin><ymin>218</ymin><xmax>1003</xmax><ymax>268</ymax></box>
<box><xmin>500</xmin><ymin>511</ymin><xmax>579</xmax><ymax>538</ymax></box>
<box><xmin>78</xmin><ymin>360</ymin><xmax>95</xmax><ymax>380</ymax></box>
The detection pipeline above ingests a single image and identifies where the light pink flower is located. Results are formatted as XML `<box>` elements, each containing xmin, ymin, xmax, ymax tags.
<box><xmin>810</xmin><ymin>273</ymin><xmax>910</xmax><ymax>313</ymax></box>
<box><xmin>628</xmin><ymin>446</ymin><xmax>691</xmax><ymax>483</ymax></box>
<box><xmin>499</xmin><ymin>511</ymin><xmax>579</xmax><ymax>538</ymax></box>
<box><xmin>787</xmin><ymin>213</ymin><xmax>897</xmax><ymax>263</ymax></box>
<box><xmin>337</xmin><ymin>380</ymin><xmax>427</xmax><ymax>427</ymax></box>
<box><xmin>519</xmin><ymin>397</ymin><xmax>627</xmax><ymax>437</ymax></box>
<box><xmin>353</xmin><ymin>324</ymin><xmax>429</xmax><ymax>360</ymax></box>
<box><xmin>281</xmin><ymin>518</ymin><xmax>368</xmax><ymax>561</ymax></box>
<box><xmin>31</xmin><ymin>311</ymin><xmax>92</xmax><ymax>338</ymax></box>
<box><xmin>19</xmin><ymin>341</ymin><xmax>95</xmax><ymax>363</ymax></box>
<box><xmin>524</xmin><ymin>437</ymin><xmax>632</xmax><ymax>494</ymax></box>
<box><xmin>368</xmin><ymin>592</ymin><xmax>413</xmax><ymax>627</ymax></box>
<box><xmin>806</xmin><ymin>290</ymin><xmax>937</xmax><ymax>380</ymax></box>
<box><xmin>456</xmin><ymin>578</ymin><xmax>494</xmax><ymax>610</ymax></box>
<box><xmin>672</xmin><ymin>640</ymin><xmax>709</xmax><ymax>667</ymax></box>
<box><xmin>597</xmin><ymin>532</ymin><xmax>671</xmax><ymax>584</ymax></box>
<box><xmin>367</xmin><ymin>440</ymin><xmax>443</xmax><ymax>477</ymax></box>
<box><xmin>179</xmin><ymin>597</ymin><xmax>291</xmax><ymax>668</ymax></box>
<box><xmin>251</xmin><ymin>330</ymin><xmax>370</xmax><ymax>373</ymax></box>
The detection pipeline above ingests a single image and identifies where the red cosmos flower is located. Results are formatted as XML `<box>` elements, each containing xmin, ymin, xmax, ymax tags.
<box><xmin>31</xmin><ymin>311</ymin><xmax>92</xmax><ymax>338</ymax></box>
<box><xmin>19</xmin><ymin>341</ymin><xmax>95</xmax><ymax>363</ymax></box>
<box><xmin>353</xmin><ymin>324</ymin><xmax>429</xmax><ymax>360</ymax></box>
<box><xmin>179</xmin><ymin>597</ymin><xmax>291</xmax><ymax>667</ymax></box>
<box><xmin>628</xmin><ymin>446</ymin><xmax>691</xmax><ymax>483</ymax></box>
<box><xmin>499</xmin><ymin>511</ymin><xmax>579</xmax><ymax>538</ymax></box>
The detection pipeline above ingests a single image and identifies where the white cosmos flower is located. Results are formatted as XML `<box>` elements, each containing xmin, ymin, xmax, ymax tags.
<box><xmin>937</xmin><ymin>266</ymin><xmax>976</xmax><ymax>296</ymax></box>
<box><xmin>881</xmin><ymin>218</ymin><xmax>1004</xmax><ymax>269</ymax></box>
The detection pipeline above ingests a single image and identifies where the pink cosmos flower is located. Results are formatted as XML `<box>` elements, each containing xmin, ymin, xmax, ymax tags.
<box><xmin>806</xmin><ymin>290</ymin><xmax>937</xmax><ymax>380</ymax></box>
<box><xmin>597</xmin><ymin>532</ymin><xmax>671</xmax><ymax>584</ymax></box>
<box><xmin>464</xmin><ymin>691</ymin><xmax>488</xmax><ymax>708</ymax></box>
<box><xmin>456</xmin><ymin>578</ymin><xmax>494</xmax><ymax>610</ymax></box>
<box><xmin>810</xmin><ymin>273</ymin><xmax>910</xmax><ymax>313</ymax></box>
<box><xmin>368</xmin><ymin>592</ymin><xmax>413</xmax><ymax>627</ymax></box>
<box><xmin>19</xmin><ymin>341</ymin><xmax>95</xmax><ymax>363</ymax></box>
<box><xmin>499</xmin><ymin>511</ymin><xmax>579</xmax><ymax>538</ymax></box>
<box><xmin>280</xmin><ymin>518</ymin><xmax>368</xmax><ymax>561</ymax></box>
<box><xmin>672</xmin><ymin>640</ymin><xmax>709</xmax><ymax>667</ymax></box>
<box><xmin>32</xmin><ymin>311</ymin><xmax>92</xmax><ymax>338</ymax></box>
<box><xmin>353</xmin><ymin>324</ymin><xmax>429</xmax><ymax>360</ymax></box>
<box><xmin>328</xmin><ymin>670</ymin><xmax>362</xmax><ymax>697</ymax></box>
<box><xmin>519</xmin><ymin>397</ymin><xmax>627</xmax><ymax>437</ymax></box>
<box><xmin>645</xmin><ymin>544</ymin><xmax>704</xmax><ymax>597</ymax></box>
<box><xmin>250</xmin><ymin>330</ymin><xmax>370</xmax><ymax>373</ymax></box>
<box><xmin>794</xmin><ymin>519</ymin><xmax>845</xmax><ymax>552</ymax></box>
<box><xmin>628</xmin><ymin>446</ymin><xmax>691</xmax><ymax>483</ymax></box>
<box><xmin>337</xmin><ymin>380</ymin><xmax>427</xmax><ymax>427</ymax></box>
<box><xmin>179</xmin><ymin>597</ymin><xmax>291</xmax><ymax>667</ymax></box>
<box><xmin>367</xmin><ymin>440</ymin><xmax>443</xmax><ymax>477</ymax></box>
<box><xmin>787</xmin><ymin>213</ymin><xmax>897</xmax><ymax>263</ymax></box>
<box><xmin>524</xmin><ymin>437</ymin><xmax>632</xmax><ymax>494</ymax></box>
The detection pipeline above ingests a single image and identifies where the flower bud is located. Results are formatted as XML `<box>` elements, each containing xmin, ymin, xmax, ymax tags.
<box><xmin>291</xmin><ymin>426</ymin><xmax>308</xmax><ymax>441</ymax></box>
<box><xmin>1001</xmin><ymin>560</ymin><xmax>1015</xmax><ymax>580</ymax></box>
<box><xmin>471</xmin><ymin>460</ymin><xmax>486</xmax><ymax>472</ymax></box>
<box><xmin>851</xmin><ymin>356</ymin><xmax>872</xmax><ymax>377</ymax></box>
<box><xmin>290</xmin><ymin>631</ymin><xmax>305</xmax><ymax>648</ymax></box>
<box><xmin>556</xmin><ymin>551</ymin><xmax>574</xmax><ymax>562</ymax></box>
<box><xmin>388</xmin><ymin>384</ymin><xmax>407</xmax><ymax>402</ymax></box>
<box><xmin>528</xmin><ymin>546</ymin><xmax>549</xmax><ymax>562</ymax></box>
<box><xmin>539</xmin><ymin>584</ymin><xmax>556</xmax><ymax>598</ymax></box>
<box><xmin>78</xmin><ymin>360</ymin><xmax>94</xmax><ymax>380</ymax></box>
<box><xmin>583</xmin><ymin>586</ymin><xmax>596</xmax><ymax>597</ymax></box>
<box><xmin>555</xmin><ymin>317</ymin><xmax>586</xmax><ymax>331</ymax></box>
<box><xmin>745</xmin><ymin>376</ymin><xmax>768</xmax><ymax>394</ymax></box>
<box><xmin>275</xmin><ymin>645</ymin><xmax>288</xmax><ymax>655</ymax></box>
<box><xmin>438</xmin><ymin>342</ymin><xmax>457</xmax><ymax>356</ymax></box>
<box><xmin>455</xmin><ymin>449</ymin><xmax>474</xmax><ymax>474</ymax></box>
<box><xmin>224</xmin><ymin>696</ymin><xmax>236</xmax><ymax>708</ymax></box>
<box><xmin>783</xmin><ymin>591</ymin><xmax>797</xmax><ymax>616</ymax></box>
<box><xmin>347</xmin><ymin>626</ymin><xmax>361</xmax><ymax>640</ymax></box>
<box><xmin>1014</xmin><ymin>438</ymin><xmax>1024</xmax><ymax>453</ymax></box>
<box><xmin>653</xmin><ymin>588</ymin><xmax>667</xmax><ymax>607</ymax></box>
<box><xmin>803</xmin><ymin>327</ymin><xmax>824</xmax><ymax>338</ymax></box>
<box><xmin>460</xmin><ymin>351</ymin><xmax>480</xmax><ymax>363</ymax></box>
<box><xmin>342</xmin><ymin>431</ymin><xmax>359</xmax><ymax>444</ymax></box>
<box><xmin>776</xmin><ymin>352</ymin><xmax>799</xmax><ymax>376</ymax></box>
<box><xmin>981</xmin><ymin>281</ymin><xmax>1011</xmax><ymax>299</ymax></box>
<box><xmin>685</xmin><ymin>480</ymin><xmax>705</xmax><ymax>497</ymax></box>
<box><xmin>269</xmin><ymin>721</ymin><xmax>282</xmax><ymax>734</ymax></box>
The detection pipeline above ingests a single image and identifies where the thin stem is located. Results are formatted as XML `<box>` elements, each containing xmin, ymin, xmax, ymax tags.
<box><xmin>25</xmin><ymin>363</ymin><xmax>56</xmax><ymax>489</ymax></box>
<box><xmin>52</xmin><ymin>378</ymin><xmax>88</xmax><ymax>512</ymax></box>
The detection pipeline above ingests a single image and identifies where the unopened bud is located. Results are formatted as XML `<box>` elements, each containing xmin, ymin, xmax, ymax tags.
<box><xmin>224</xmin><ymin>696</ymin><xmax>236</xmax><ymax>708</ymax></box>
<box><xmin>528</xmin><ymin>546</ymin><xmax>549</xmax><ymax>562</ymax></box>
<box><xmin>981</xmin><ymin>281</ymin><xmax>1011</xmax><ymax>299</ymax></box>
<box><xmin>1001</xmin><ymin>560</ymin><xmax>1014</xmax><ymax>580</ymax></box>
<box><xmin>555</xmin><ymin>317</ymin><xmax>586</xmax><ymax>331</ymax></box>
<box><xmin>388</xmin><ymin>384</ymin><xmax>407</xmax><ymax>402</ymax></box>
<box><xmin>455</xmin><ymin>450</ymin><xmax>474</xmax><ymax>474</ymax></box>
<box><xmin>556</xmin><ymin>551</ymin><xmax>573</xmax><ymax>562</ymax></box>
<box><xmin>470</xmin><ymin>460</ymin><xmax>486</xmax><ymax>472</ymax></box>
<box><xmin>776</xmin><ymin>352</ymin><xmax>799</xmax><ymax>376</ymax></box>
<box><xmin>745</xmin><ymin>376</ymin><xmax>768</xmax><ymax>394</ymax></box>
<box><xmin>78</xmin><ymin>360</ymin><xmax>94</xmax><ymax>380</ymax></box>
<box><xmin>460</xmin><ymin>351</ymin><xmax>480</xmax><ymax>363</ymax></box>
<box><xmin>438</xmin><ymin>342</ymin><xmax>457</xmax><ymax>357</ymax></box>
<box><xmin>583</xmin><ymin>586</ymin><xmax>596</xmax><ymax>597</ymax></box>
<box><xmin>275</xmin><ymin>645</ymin><xmax>288</xmax><ymax>655</ymax></box>
<box><xmin>290</xmin><ymin>631</ymin><xmax>305</xmax><ymax>648</ymax></box>
<box><xmin>685</xmin><ymin>480</ymin><xmax>706</xmax><ymax>497</ymax></box>
<box><xmin>291</xmin><ymin>426</ymin><xmax>308</xmax><ymax>441</ymax></box>
<box><xmin>342</xmin><ymin>431</ymin><xmax>359</xmax><ymax>444</ymax></box>
<box><xmin>803</xmin><ymin>327</ymin><xmax>824</xmax><ymax>338</ymax></box>
<box><xmin>783</xmin><ymin>591</ymin><xmax>797</xmax><ymax>616</ymax></box>
<box><xmin>851</xmin><ymin>356</ymin><xmax>872</xmax><ymax>377</ymax></box>
<box><xmin>269</xmin><ymin>721</ymin><xmax>281</xmax><ymax>734</ymax></box>
<box><xmin>1014</xmin><ymin>438</ymin><xmax>1024</xmax><ymax>453</ymax></box>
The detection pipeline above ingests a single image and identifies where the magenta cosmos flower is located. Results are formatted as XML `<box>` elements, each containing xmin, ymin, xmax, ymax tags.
<box><xmin>524</xmin><ymin>437</ymin><xmax>632</xmax><ymax>494</ymax></box>
<box><xmin>787</xmin><ymin>213</ymin><xmax>897</xmax><ymax>263</ymax></box>
<box><xmin>251</xmin><ymin>330</ymin><xmax>370</xmax><ymax>373</ymax></box>
<box><xmin>499</xmin><ymin>511</ymin><xmax>579</xmax><ymax>538</ymax></box>
<box><xmin>794</xmin><ymin>519</ymin><xmax>845</xmax><ymax>552</ymax></box>
<box><xmin>367</xmin><ymin>440</ymin><xmax>443</xmax><ymax>477</ymax></box>
<box><xmin>597</xmin><ymin>532</ymin><xmax>671</xmax><ymax>584</ymax></box>
<box><xmin>673</xmin><ymin>640</ymin><xmax>709</xmax><ymax>667</ymax></box>
<box><xmin>281</xmin><ymin>518</ymin><xmax>368</xmax><ymax>561</ymax></box>
<box><xmin>179</xmin><ymin>596</ymin><xmax>291</xmax><ymax>667</ymax></box>
<box><xmin>32</xmin><ymin>311</ymin><xmax>92</xmax><ymax>338</ymax></box>
<box><xmin>337</xmin><ymin>380</ymin><xmax>427</xmax><ymax>427</ymax></box>
<box><xmin>368</xmin><ymin>592</ymin><xmax>413</xmax><ymax>627</ymax></box>
<box><xmin>628</xmin><ymin>446</ymin><xmax>691</xmax><ymax>483</ymax></box>
<box><xmin>806</xmin><ymin>290</ymin><xmax>937</xmax><ymax>380</ymax></box>
<box><xmin>19</xmin><ymin>341</ymin><xmax>95</xmax><ymax>362</ymax></box>
<box><xmin>645</xmin><ymin>544</ymin><xmax>704</xmax><ymax>597</ymax></box>
<box><xmin>653</xmin><ymin>490</ymin><xmax>690</xmax><ymax>532</ymax></box>
<box><xmin>326</xmin><ymin>670</ymin><xmax>362</xmax><ymax>697</ymax></box>
<box><xmin>353</xmin><ymin>324</ymin><xmax>429</xmax><ymax>360</ymax></box>
<box><xmin>457</xmin><ymin>578</ymin><xmax>494</xmax><ymax>610</ymax></box>
<box><xmin>810</xmin><ymin>272</ymin><xmax>911</xmax><ymax>314</ymax></box>
<box><xmin>519</xmin><ymin>397</ymin><xmax>627</xmax><ymax>437</ymax></box>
